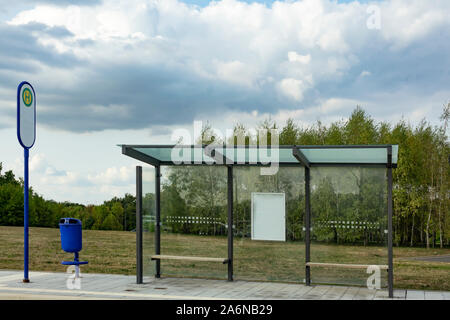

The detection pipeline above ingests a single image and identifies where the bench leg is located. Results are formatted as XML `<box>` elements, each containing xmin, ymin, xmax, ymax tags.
<box><xmin>306</xmin><ymin>265</ymin><xmax>311</xmax><ymax>286</ymax></box>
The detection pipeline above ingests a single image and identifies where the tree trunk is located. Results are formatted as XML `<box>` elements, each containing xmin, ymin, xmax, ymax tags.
<box><xmin>438</xmin><ymin>201</ymin><xmax>443</xmax><ymax>248</ymax></box>
<box><xmin>420</xmin><ymin>218</ymin><xmax>423</xmax><ymax>244</ymax></box>
<box><xmin>406</xmin><ymin>221</ymin><xmax>409</xmax><ymax>245</ymax></box>
<box><xmin>433</xmin><ymin>231</ymin><xmax>436</xmax><ymax>248</ymax></box>
<box><xmin>426</xmin><ymin>164</ymin><xmax>434</xmax><ymax>249</ymax></box>
<box><xmin>438</xmin><ymin>166</ymin><xmax>444</xmax><ymax>248</ymax></box>
<box><xmin>208</xmin><ymin>168</ymin><xmax>215</xmax><ymax>236</ymax></box>
<box><xmin>410</xmin><ymin>214</ymin><xmax>415</xmax><ymax>247</ymax></box>
<box><xmin>426</xmin><ymin>206</ymin><xmax>431</xmax><ymax>249</ymax></box>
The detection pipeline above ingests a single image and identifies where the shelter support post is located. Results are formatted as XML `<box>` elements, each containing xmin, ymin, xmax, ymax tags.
<box><xmin>387</xmin><ymin>147</ymin><xmax>394</xmax><ymax>298</ymax></box>
<box><xmin>227</xmin><ymin>165</ymin><xmax>234</xmax><ymax>281</ymax></box>
<box><xmin>155</xmin><ymin>166</ymin><xmax>161</xmax><ymax>278</ymax></box>
<box><xmin>305</xmin><ymin>166</ymin><xmax>311</xmax><ymax>286</ymax></box>
<box><xmin>136</xmin><ymin>166</ymin><xmax>143</xmax><ymax>284</ymax></box>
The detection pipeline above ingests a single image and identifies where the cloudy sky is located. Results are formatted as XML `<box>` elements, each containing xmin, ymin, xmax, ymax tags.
<box><xmin>0</xmin><ymin>0</ymin><xmax>449</xmax><ymax>204</ymax></box>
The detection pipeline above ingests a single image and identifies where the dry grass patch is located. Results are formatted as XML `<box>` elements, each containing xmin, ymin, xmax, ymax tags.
<box><xmin>0</xmin><ymin>226</ymin><xmax>449</xmax><ymax>290</ymax></box>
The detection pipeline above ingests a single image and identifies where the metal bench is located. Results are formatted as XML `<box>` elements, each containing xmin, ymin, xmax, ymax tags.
<box><xmin>306</xmin><ymin>262</ymin><xmax>389</xmax><ymax>270</ymax></box>
<box><xmin>151</xmin><ymin>255</ymin><xmax>229</xmax><ymax>264</ymax></box>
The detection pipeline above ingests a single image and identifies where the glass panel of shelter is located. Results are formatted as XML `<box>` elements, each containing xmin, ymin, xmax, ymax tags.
<box><xmin>142</xmin><ymin>166</ymin><xmax>156</xmax><ymax>278</ymax></box>
<box><xmin>138</xmin><ymin>147</ymin><xmax>391</xmax><ymax>287</ymax></box>
<box><xmin>233</xmin><ymin>166</ymin><xmax>306</xmax><ymax>283</ymax></box>
<box><xmin>159</xmin><ymin>166</ymin><xmax>228</xmax><ymax>279</ymax></box>
<box><xmin>309</xmin><ymin>166</ymin><xmax>388</xmax><ymax>288</ymax></box>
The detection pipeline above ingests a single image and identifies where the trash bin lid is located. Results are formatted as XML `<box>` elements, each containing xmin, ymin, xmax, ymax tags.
<box><xmin>59</xmin><ymin>218</ymin><xmax>82</xmax><ymax>225</ymax></box>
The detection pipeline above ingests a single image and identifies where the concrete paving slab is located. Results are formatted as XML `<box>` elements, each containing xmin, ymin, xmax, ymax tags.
<box><xmin>340</xmin><ymin>287</ymin><xmax>361</xmax><ymax>300</ymax></box>
<box><xmin>320</xmin><ymin>286</ymin><xmax>348</xmax><ymax>300</ymax></box>
<box><xmin>424</xmin><ymin>291</ymin><xmax>445</xmax><ymax>300</ymax></box>
<box><xmin>406</xmin><ymin>290</ymin><xmax>425</xmax><ymax>300</ymax></box>
<box><xmin>353</xmin><ymin>287</ymin><xmax>377</xmax><ymax>300</ymax></box>
<box><xmin>0</xmin><ymin>270</ymin><xmax>447</xmax><ymax>300</ymax></box>
<box><xmin>301</xmin><ymin>285</ymin><xmax>331</xmax><ymax>299</ymax></box>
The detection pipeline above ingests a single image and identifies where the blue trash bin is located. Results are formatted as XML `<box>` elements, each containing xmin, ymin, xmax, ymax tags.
<box><xmin>59</xmin><ymin>218</ymin><xmax>88</xmax><ymax>276</ymax></box>
<box><xmin>59</xmin><ymin>218</ymin><xmax>82</xmax><ymax>253</ymax></box>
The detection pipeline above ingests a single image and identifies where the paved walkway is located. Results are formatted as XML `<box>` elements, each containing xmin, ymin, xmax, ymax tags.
<box><xmin>405</xmin><ymin>254</ymin><xmax>450</xmax><ymax>263</ymax></box>
<box><xmin>0</xmin><ymin>270</ymin><xmax>448</xmax><ymax>300</ymax></box>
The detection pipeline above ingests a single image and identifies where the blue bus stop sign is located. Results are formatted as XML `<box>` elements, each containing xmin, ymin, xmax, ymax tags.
<box><xmin>17</xmin><ymin>82</ymin><xmax>36</xmax><ymax>149</ymax></box>
<box><xmin>17</xmin><ymin>81</ymin><xmax>36</xmax><ymax>283</ymax></box>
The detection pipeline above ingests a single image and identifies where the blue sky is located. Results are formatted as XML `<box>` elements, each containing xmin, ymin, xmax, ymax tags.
<box><xmin>0</xmin><ymin>0</ymin><xmax>449</xmax><ymax>204</ymax></box>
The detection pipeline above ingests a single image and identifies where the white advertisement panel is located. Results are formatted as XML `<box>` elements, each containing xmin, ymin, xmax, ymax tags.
<box><xmin>251</xmin><ymin>192</ymin><xmax>286</xmax><ymax>241</ymax></box>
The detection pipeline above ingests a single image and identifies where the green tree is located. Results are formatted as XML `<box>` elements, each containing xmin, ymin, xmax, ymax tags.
<box><xmin>110</xmin><ymin>202</ymin><xmax>124</xmax><ymax>231</ymax></box>
<box><xmin>101</xmin><ymin>213</ymin><xmax>122</xmax><ymax>230</ymax></box>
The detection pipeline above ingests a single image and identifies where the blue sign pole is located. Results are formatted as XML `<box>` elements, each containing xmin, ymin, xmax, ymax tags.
<box><xmin>24</xmin><ymin>148</ymin><xmax>29</xmax><ymax>282</ymax></box>
<box><xmin>17</xmin><ymin>81</ymin><xmax>36</xmax><ymax>283</ymax></box>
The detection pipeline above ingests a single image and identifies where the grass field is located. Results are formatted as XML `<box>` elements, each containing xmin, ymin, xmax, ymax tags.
<box><xmin>0</xmin><ymin>226</ymin><xmax>449</xmax><ymax>291</ymax></box>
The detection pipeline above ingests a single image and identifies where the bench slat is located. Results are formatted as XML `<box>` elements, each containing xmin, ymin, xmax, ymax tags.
<box><xmin>306</xmin><ymin>262</ymin><xmax>388</xmax><ymax>270</ymax></box>
<box><xmin>151</xmin><ymin>255</ymin><xmax>228</xmax><ymax>264</ymax></box>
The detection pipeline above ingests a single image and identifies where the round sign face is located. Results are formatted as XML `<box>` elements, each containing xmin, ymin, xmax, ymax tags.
<box><xmin>22</xmin><ymin>88</ymin><xmax>33</xmax><ymax>107</ymax></box>
<box><xmin>17</xmin><ymin>82</ymin><xmax>36</xmax><ymax>149</ymax></box>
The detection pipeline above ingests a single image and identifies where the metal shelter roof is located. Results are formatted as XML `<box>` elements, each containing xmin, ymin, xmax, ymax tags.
<box><xmin>120</xmin><ymin>144</ymin><xmax>398</xmax><ymax>168</ymax></box>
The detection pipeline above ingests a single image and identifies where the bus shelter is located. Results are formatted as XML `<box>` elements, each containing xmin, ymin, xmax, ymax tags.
<box><xmin>121</xmin><ymin>144</ymin><xmax>398</xmax><ymax>298</ymax></box>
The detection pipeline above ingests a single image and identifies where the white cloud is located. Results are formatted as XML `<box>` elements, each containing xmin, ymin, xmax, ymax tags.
<box><xmin>197</xmin><ymin>97</ymin><xmax>363</xmax><ymax>133</ymax></box>
<box><xmin>40</xmin><ymin>170</ymin><xmax>80</xmax><ymax>186</ymax></box>
<box><xmin>1</xmin><ymin>0</ymin><xmax>449</xmax><ymax>204</ymax></box>
<box><xmin>379</xmin><ymin>0</ymin><xmax>450</xmax><ymax>49</ymax></box>
<box><xmin>4</xmin><ymin>0</ymin><xmax>449</xmax><ymax>127</ymax></box>
<box><xmin>214</xmin><ymin>60</ymin><xmax>257</xmax><ymax>87</ymax></box>
<box><xmin>359</xmin><ymin>70</ymin><xmax>371</xmax><ymax>78</ymax></box>
<box><xmin>5</xmin><ymin>149</ymin><xmax>138</xmax><ymax>204</ymax></box>
<box><xmin>89</xmin><ymin>104</ymin><xmax>130</xmax><ymax>118</ymax></box>
<box><xmin>288</xmin><ymin>51</ymin><xmax>311</xmax><ymax>64</ymax></box>
<box><xmin>30</xmin><ymin>153</ymin><xmax>47</xmax><ymax>172</ymax></box>
<box><xmin>278</xmin><ymin>78</ymin><xmax>307</xmax><ymax>102</ymax></box>
<box><xmin>87</xmin><ymin>166</ymin><xmax>134</xmax><ymax>186</ymax></box>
